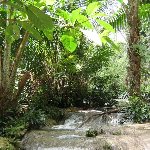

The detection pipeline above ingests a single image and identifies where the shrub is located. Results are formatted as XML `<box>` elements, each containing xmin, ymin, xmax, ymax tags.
<box><xmin>0</xmin><ymin>137</ymin><xmax>15</xmax><ymax>150</ymax></box>
<box><xmin>88</xmin><ymin>76</ymin><xmax>120</xmax><ymax>107</ymax></box>
<box><xmin>24</xmin><ymin>109</ymin><xmax>46</xmax><ymax>129</ymax></box>
<box><xmin>86</xmin><ymin>129</ymin><xmax>98</xmax><ymax>137</ymax></box>
<box><xmin>127</xmin><ymin>96</ymin><xmax>150</xmax><ymax>123</ymax></box>
<box><xmin>4</xmin><ymin>120</ymin><xmax>26</xmax><ymax>139</ymax></box>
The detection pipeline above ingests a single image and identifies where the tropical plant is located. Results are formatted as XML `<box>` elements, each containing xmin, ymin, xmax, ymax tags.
<box><xmin>0</xmin><ymin>0</ymin><xmax>118</xmax><ymax>118</ymax></box>
<box><xmin>127</xmin><ymin>96</ymin><xmax>150</xmax><ymax>123</ymax></box>
<box><xmin>0</xmin><ymin>0</ymin><xmax>54</xmax><ymax>117</ymax></box>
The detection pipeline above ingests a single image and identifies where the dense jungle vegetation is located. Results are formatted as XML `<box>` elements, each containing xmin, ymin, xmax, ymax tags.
<box><xmin>0</xmin><ymin>0</ymin><xmax>150</xmax><ymax>148</ymax></box>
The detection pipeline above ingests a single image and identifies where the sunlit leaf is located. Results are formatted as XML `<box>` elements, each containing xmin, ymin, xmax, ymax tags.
<box><xmin>61</xmin><ymin>35</ymin><xmax>77</xmax><ymax>52</ymax></box>
<box><xmin>86</xmin><ymin>2</ymin><xmax>100</xmax><ymax>16</ymax></box>
<box><xmin>77</xmin><ymin>15</ymin><xmax>93</xmax><ymax>29</ymax></box>
<box><xmin>57</xmin><ymin>9</ymin><xmax>70</xmax><ymax>21</ymax></box>
<box><xmin>117</xmin><ymin>0</ymin><xmax>123</xmax><ymax>3</ymax></box>
<box><xmin>45</xmin><ymin>0</ymin><xmax>56</xmax><ymax>5</ymax></box>
<box><xmin>92</xmin><ymin>12</ymin><xmax>106</xmax><ymax>18</ymax></box>
<box><xmin>26</xmin><ymin>5</ymin><xmax>53</xmax><ymax>30</ymax></box>
<box><xmin>70</xmin><ymin>8</ymin><xmax>82</xmax><ymax>24</ymax></box>
<box><xmin>97</xmin><ymin>19</ymin><xmax>115</xmax><ymax>32</ymax></box>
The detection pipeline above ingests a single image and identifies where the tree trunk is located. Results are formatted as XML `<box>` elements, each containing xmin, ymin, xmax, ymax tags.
<box><xmin>126</xmin><ymin>0</ymin><xmax>141</xmax><ymax>97</ymax></box>
<box><xmin>0</xmin><ymin>47</ymin><xmax>2</xmax><ymax>88</ymax></box>
<box><xmin>3</xmin><ymin>4</ymin><xmax>11</xmax><ymax>90</ymax></box>
<box><xmin>10</xmin><ymin>31</ymin><xmax>29</xmax><ymax>87</ymax></box>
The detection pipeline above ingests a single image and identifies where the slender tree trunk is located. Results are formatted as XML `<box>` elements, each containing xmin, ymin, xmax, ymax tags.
<box><xmin>0</xmin><ymin>47</ymin><xmax>2</xmax><ymax>88</ymax></box>
<box><xmin>126</xmin><ymin>0</ymin><xmax>141</xmax><ymax>96</ymax></box>
<box><xmin>10</xmin><ymin>31</ymin><xmax>29</xmax><ymax>87</ymax></box>
<box><xmin>3</xmin><ymin>4</ymin><xmax>11</xmax><ymax>90</ymax></box>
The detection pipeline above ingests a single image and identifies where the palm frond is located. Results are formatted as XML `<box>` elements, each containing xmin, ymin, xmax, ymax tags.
<box><xmin>107</xmin><ymin>3</ymin><xmax>150</xmax><ymax>31</ymax></box>
<box><xmin>108</xmin><ymin>8</ymin><xmax>127</xmax><ymax>31</ymax></box>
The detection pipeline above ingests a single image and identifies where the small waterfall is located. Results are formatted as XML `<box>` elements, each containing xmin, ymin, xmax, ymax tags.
<box><xmin>21</xmin><ymin>109</ymin><xmax>129</xmax><ymax>150</ymax></box>
<box><xmin>52</xmin><ymin>110</ymin><xmax>124</xmax><ymax>130</ymax></box>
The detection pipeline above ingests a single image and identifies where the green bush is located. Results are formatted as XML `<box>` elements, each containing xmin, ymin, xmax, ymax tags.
<box><xmin>4</xmin><ymin>121</ymin><xmax>26</xmax><ymax>139</ymax></box>
<box><xmin>0</xmin><ymin>137</ymin><xmax>15</xmax><ymax>150</ymax></box>
<box><xmin>86</xmin><ymin>129</ymin><xmax>98</xmax><ymax>137</ymax></box>
<box><xmin>87</xmin><ymin>76</ymin><xmax>120</xmax><ymax>107</ymax></box>
<box><xmin>24</xmin><ymin>109</ymin><xmax>46</xmax><ymax>129</ymax></box>
<box><xmin>127</xmin><ymin>96</ymin><xmax>150</xmax><ymax>123</ymax></box>
<box><xmin>45</xmin><ymin>106</ymin><xmax>65</xmax><ymax>122</ymax></box>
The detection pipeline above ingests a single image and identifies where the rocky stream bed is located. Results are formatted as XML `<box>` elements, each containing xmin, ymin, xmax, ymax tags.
<box><xmin>20</xmin><ymin>110</ymin><xmax>150</xmax><ymax>150</ymax></box>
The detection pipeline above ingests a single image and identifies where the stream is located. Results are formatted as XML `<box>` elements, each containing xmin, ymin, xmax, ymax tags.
<box><xmin>21</xmin><ymin>109</ymin><xmax>128</xmax><ymax>150</ymax></box>
<box><xmin>20</xmin><ymin>109</ymin><xmax>150</xmax><ymax>150</ymax></box>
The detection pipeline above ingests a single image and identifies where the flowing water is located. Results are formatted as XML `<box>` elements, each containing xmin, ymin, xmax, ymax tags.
<box><xmin>21</xmin><ymin>110</ymin><xmax>150</xmax><ymax>150</ymax></box>
<box><xmin>21</xmin><ymin>110</ymin><xmax>126</xmax><ymax>150</ymax></box>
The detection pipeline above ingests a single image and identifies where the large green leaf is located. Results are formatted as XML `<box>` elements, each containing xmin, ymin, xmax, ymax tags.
<box><xmin>60</xmin><ymin>35</ymin><xmax>77</xmax><ymax>52</ymax></box>
<box><xmin>77</xmin><ymin>15</ymin><xmax>93</xmax><ymax>29</ymax></box>
<box><xmin>86</xmin><ymin>2</ymin><xmax>100</xmax><ymax>16</ymax></box>
<box><xmin>43</xmin><ymin>28</ymin><xmax>53</xmax><ymax>40</ymax></box>
<box><xmin>18</xmin><ymin>21</ymin><xmax>42</xmax><ymax>40</ymax></box>
<box><xmin>26</xmin><ymin>5</ymin><xmax>53</xmax><ymax>30</ymax></box>
<box><xmin>57</xmin><ymin>9</ymin><xmax>70</xmax><ymax>21</ymax></box>
<box><xmin>5</xmin><ymin>24</ymin><xmax>20</xmax><ymax>43</ymax></box>
<box><xmin>70</xmin><ymin>8</ymin><xmax>82</xmax><ymax>24</ymax></box>
<box><xmin>97</xmin><ymin>19</ymin><xmax>115</xmax><ymax>32</ymax></box>
<box><xmin>6</xmin><ymin>0</ymin><xmax>25</xmax><ymax>12</ymax></box>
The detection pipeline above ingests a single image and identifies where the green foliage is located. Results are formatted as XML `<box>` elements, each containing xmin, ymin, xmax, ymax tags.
<box><xmin>86</xmin><ymin>129</ymin><xmax>98</xmax><ymax>137</ymax></box>
<box><xmin>127</xmin><ymin>96</ymin><xmax>150</xmax><ymax>123</ymax></box>
<box><xmin>117</xmin><ymin>0</ymin><xmax>123</xmax><ymax>3</ymax></box>
<box><xmin>87</xmin><ymin>75</ymin><xmax>120</xmax><ymax>107</ymax></box>
<box><xmin>0</xmin><ymin>137</ymin><xmax>15</xmax><ymax>150</ymax></box>
<box><xmin>18</xmin><ymin>21</ymin><xmax>42</xmax><ymax>40</ymax></box>
<box><xmin>26</xmin><ymin>5</ymin><xmax>54</xmax><ymax>40</ymax></box>
<box><xmin>86</xmin><ymin>2</ymin><xmax>100</xmax><ymax>16</ymax></box>
<box><xmin>5</xmin><ymin>24</ymin><xmax>20</xmax><ymax>43</ymax></box>
<box><xmin>108</xmin><ymin>2</ymin><xmax>150</xmax><ymax>30</ymax></box>
<box><xmin>96</xmin><ymin>19</ymin><xmax>115</xmax><ymax>33</ymax></box>
<box><xmin>60</xmin><ymin>35</ymin><xmax>77</xmax><ymax>52</ymax></box>
<box><xmin>24</xmin><ymin>109</ymin><xmax>46</xmax><ymax>129</ymax></box>
<box><xmin>2</xmin><ymin>2</ymin><xmax>149</xmax><ymax>145</ymax></box>
<box><xmin>4</xmin><ymin>0</ymin><xmax>54</xmax><ymax>41</ymax></box>
<box><xmin>4</xmin><ymin>119</ymin><xmax>26</xmax><ymax>139</ymax></box>
<box><xmin>103</xmin><ymin>142</ymin><xmax>113</xmax><ymax>150</ymax></box>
